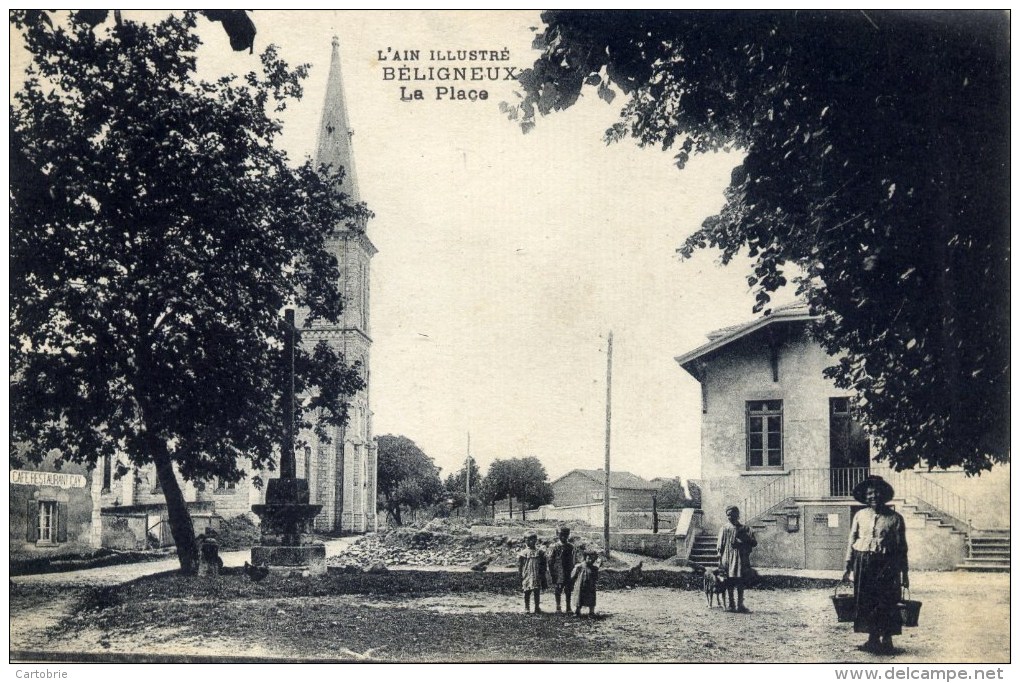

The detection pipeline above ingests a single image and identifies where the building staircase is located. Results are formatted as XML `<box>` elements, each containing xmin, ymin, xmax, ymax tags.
<box><xmin>957</xmin><ymin>529</ymin><xmax>1010</xmax><ymax>572</ymax></box>
<box><xmin>688</xmin><ymin>533</ymin><xmax>720</xmax><ymax>569</ymax></box>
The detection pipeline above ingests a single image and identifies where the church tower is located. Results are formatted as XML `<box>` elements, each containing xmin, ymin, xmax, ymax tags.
<box><xmin>300</xmin><ymin>36</ymin><xmax>377</xmax><ymax>533</ymax></box>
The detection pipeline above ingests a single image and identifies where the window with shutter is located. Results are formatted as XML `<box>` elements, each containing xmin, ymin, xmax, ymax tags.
<box><xmin>26</xmin><ymin>500</ymin><xmax>39</xmax><ymax>543</ymax></box>
<box><xmin>57</xmin><ymin>502</ymin><xmax>68</xmax><ymax>543</ymax></box>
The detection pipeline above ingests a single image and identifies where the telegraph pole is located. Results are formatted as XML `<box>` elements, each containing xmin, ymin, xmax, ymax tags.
<box><xmin>604</xmin><ymin>331</ymin><xmax>613</xmax><ymax>560</ymax></box>
<box><xmin>465</xmin><ymin>432</ymin><xmax>471</xmax><ymax>512</ymax></box>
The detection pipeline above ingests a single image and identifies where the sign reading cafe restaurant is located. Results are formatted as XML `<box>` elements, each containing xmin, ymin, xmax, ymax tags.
<box><xmin>10</xmin><ymin>469</ymin><xmax>87</xmax><ymax>489</ymax></box>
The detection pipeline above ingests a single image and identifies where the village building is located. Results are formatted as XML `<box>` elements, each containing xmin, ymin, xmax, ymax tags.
<box><xmin>550</xmin><ymin>469</ymin><xmax>660</xmax><ymax>511</ymax></box>
<box><xmin>82</xmin><ymin>38</ymin><xmax>377</xmax><ymax>550</ymax></box>
<box><xmin>10</xmin><ymin>456</ymin><xmax>101</xmax><ymax>555</ymax></box>
<box><xmin>675</xmin><ymin>302</ymin><xmax>1010</xmax><ymax>571</ymax></box>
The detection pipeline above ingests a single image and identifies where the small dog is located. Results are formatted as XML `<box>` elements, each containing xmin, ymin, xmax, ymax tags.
<box><xmin>704</xmin><ymin>568</ymin><xmax>729</xmax><ymax>607</ymax></box>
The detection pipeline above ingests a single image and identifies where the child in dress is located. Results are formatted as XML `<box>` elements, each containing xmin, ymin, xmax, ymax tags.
<box><xmin>571</xmin><ymin>549</ymin><xmax>600</xmax><ymax>617</ymax></box>
<box><xmin>517</xmin><ymin>532</ymin><xmax>548</xmax><ymax>613</ymax></box>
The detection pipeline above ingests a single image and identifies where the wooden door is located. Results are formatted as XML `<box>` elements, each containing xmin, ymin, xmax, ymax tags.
<box><xmin>829</xmin><ymin>398</ymin><xmax>870</xmax><ymax>496</ymax></box>
<box><xmin>805</xmin><ymin>504</ymin><xmax>856</xmax><ymax>570</ymax></box>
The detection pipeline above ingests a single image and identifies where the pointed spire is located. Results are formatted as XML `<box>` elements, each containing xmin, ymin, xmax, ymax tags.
<box><xmin>315</xmin><ymin>36</ymin><xmax>360</xmax><ymax>201</ymax></box>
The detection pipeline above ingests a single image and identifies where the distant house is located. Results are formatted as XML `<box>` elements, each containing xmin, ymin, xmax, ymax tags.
<box><xmin>10</xmin><ymin>455</ymin><xmax>101</xmax><ymax>557</ymax></box>
<box><xmin>551</xmin><ymin>469</ymin><xmax>659</xmax><ymax>512</ymax></box>
<box><xmin>675</xmin><ymin>302</ymin><xmax>1010</xmax><ymax>571</ymax></box>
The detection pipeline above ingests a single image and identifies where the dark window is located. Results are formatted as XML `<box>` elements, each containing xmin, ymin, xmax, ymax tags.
<box><xmin>747</xmin><ymin>400</ymin><xmax>783</xmax><ymax>469</ymax></box>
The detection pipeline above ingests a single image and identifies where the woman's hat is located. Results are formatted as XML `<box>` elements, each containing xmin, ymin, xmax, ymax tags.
<box><xmin>851</xmin><ymin>475</ymin><xmax>895</xmax><ymax>504</ymax></box>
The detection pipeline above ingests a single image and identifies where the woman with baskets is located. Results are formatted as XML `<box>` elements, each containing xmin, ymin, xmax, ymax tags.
<box><xmin>842</xmin><ymin>475</ymin><xmax>909</xmax><ymax>654</ymax></box>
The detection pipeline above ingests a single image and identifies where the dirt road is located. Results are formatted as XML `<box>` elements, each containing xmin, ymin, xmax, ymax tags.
<box><xmin>10</xmin><ymin>568</ymin><xmax>1007</xmax><ymax>663</ymax></box>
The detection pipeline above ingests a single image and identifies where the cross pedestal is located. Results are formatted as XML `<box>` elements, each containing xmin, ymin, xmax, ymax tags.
<box><xmin>251</xmin><ymin>479</ymin><xmax>326</xmax><ymax>575</ymax></box>
<box><xmin>250</xmin><ymin>309</ymin><xmax>326</xmax><ymax>575</ymax></box>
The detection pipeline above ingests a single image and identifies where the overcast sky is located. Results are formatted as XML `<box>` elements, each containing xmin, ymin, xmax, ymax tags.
<box><xmin>13</xmin><ymin>11</ymin><xmax>799</xmax><ymax>485</ymax></box>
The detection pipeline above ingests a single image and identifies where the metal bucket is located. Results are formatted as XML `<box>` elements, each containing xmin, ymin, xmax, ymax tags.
<box><xmin>898</xmin><ymin>588</ymin><xmax>922</xmax><ymax>627</ymax></box>
<box><xmin>832</xmin><ymin>581</ymin><xmax>856</xmax><ymax>622</ymax></box>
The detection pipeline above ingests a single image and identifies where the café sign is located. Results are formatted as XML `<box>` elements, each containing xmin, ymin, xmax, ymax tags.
<box><xmin>10</xmin><ymin>469</ymin><xmax>87</xmax><ymax>489</ymax></box>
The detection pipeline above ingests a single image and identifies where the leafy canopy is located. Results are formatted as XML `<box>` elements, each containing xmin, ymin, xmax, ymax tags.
<box><xmin>375</xmin><ymin>435</ymin><xmax>445</xmax><ymax>524</ymax></box>
<box><xmin>444</xmin><ymin>456</ymin><xmax>482</xmax><ymax>510</ymax></box>
<box><xmin>11</xmin><ymin>11</ymin><xmax>368</xmax><ymax>488</ymax></box>
<box><xmin>655</xmin><ymin>478</ymin><xmax>690</xmax><ymax>509</ymax></box>
<box><xmin>484</xmin><ymin>457</ymin><xmax>554</xmax><ymax>514</ymax></box>
<box><xmin>513</xmin><ymin>11</ymin><xmax>1009</xmax><ymax>474</ymax></box>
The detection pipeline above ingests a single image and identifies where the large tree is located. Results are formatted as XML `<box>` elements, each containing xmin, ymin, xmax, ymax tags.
<box><xmin>11</xmin><ymin>12</ymin><xmax>367</xmax><ymax>572</ymax></box>
<box><xmin>375</xmin><ymin>435</ymin><xmax>444</xmax><ymax>525</ymax></box>
<box><xmin>483</xmin><ymin>457</ymin><xmax>554</xmax><ymax>520</ymax></box>
<box><xmin>513</xmin><ymin>11</ymin><xmax>1009</xmax><ymax>474</ymax></box>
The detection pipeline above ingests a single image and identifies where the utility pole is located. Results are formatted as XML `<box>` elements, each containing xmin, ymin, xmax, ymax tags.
<box><xmin>604</xmin><ymin>331</ymin><xmax>613</xmax><ymax>560</ymax></box>
<box><xmin>465</xmin><ymin>432</ymin><xmax>471</xmax><ymax>513</ymax></box>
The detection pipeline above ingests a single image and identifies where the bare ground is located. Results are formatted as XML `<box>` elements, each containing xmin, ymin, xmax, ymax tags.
<box><xmin>10</xmin><ymin>569</ymin><xmax>1007</xmax><ymax>663</ymax></box>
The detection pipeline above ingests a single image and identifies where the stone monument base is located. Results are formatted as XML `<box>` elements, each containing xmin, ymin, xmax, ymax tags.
<box><xmin>251</xmin><ymin>544</ymin><xmax>327</xmax><ymax>576</ymax></box>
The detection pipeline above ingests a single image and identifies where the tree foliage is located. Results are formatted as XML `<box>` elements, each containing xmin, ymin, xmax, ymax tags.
<box><xmin>10</xmin><ymin>12</ymin><xmax>368</xmax><ymax>571</ymax></box>
<box><xmin>513</xmin><ymin>11</ymin><xmax>1009</xmax><ymax>474</ymax></box>
<box><xmin>444</xmin><ymin>456</ymin><xmax>483</xmax><ymax>511</ymax></box>
<box><xmin>375</xmin><ymin>435</ymin><xmax>444</xmax><ymax>525</ymax></box>
<box><xmin>655</xmin><ymin>478</ymin><xmax>690</xmax><ymax>509</ymax></box>
<box><xmin>483</xmin><ymin>457</ymin><xmax>554</xmax><ymax>520</ymax></box>
<box><xmin>12</xmin><ymin>10</ymin><xmax>257</xmax><ymax>53</ymax></box>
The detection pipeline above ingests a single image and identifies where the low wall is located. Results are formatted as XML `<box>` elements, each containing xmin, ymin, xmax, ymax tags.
<box><xmin>529</xmin><ymin>499</ymin><xmax>619</xmax><ymax>527</ymax></box>
<box><xmin>609</xmin><ymin>531</ymin><xmax>677</xmax><ymax>559</ymax></box>
<box><xmin>616</xmin><ymin>509</ymin><xmax>684</xmax><ymax>531</ymax></box>
<box><xmin>673</xmin><ymin>508</ymin><xmax>704</xmax><ymax>561</ymax></box>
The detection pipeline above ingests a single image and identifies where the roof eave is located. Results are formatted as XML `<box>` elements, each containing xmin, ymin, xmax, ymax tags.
<box><xmin>675</xmin><ymin>311</ymin><xmax>817</xmax><ymax>378</ymax></box>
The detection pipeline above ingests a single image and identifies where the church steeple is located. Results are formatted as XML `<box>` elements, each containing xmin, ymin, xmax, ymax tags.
<box><xmin>316</xmin><ymin>36</ymin><xmax>360</xmax><ymax>201</ymax></box>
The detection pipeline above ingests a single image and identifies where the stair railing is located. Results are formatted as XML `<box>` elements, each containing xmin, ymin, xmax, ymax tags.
<box><xmin>875</xmin><ymin>468</ymin><xmax>971</xmax><ymax>531</ymax></box>
<box><xmin>742</xmin><ymin>467</ymin><xmax>970</xmax><ymax>532</ymax></box>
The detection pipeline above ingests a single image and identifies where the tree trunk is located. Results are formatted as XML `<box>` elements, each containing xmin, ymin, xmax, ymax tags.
<box><xmin>508</xmin><ymin>497</ymin><xmax>513</xmax><ymax>519</ymax></box>
<box><xmin>150</xmin><ymin>440</ymin><xmax>198</xmax><ymax>574</ymax></box>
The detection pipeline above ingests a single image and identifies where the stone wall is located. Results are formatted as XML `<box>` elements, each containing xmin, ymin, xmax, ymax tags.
<box><xmin>609</xmin><ymin>531</ymin><xmax>677</xmax><ymax>559</ymax></box>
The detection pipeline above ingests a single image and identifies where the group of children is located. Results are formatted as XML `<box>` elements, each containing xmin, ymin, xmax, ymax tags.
<box><xmin>517</xmin><ymin>526</ymin><xmax>599</xmax><ymax>616</ymax></box>
<box><xmin>516</xmin><ymin>506</ymin><xmax>758</xmax><ymax>617</ymax></box>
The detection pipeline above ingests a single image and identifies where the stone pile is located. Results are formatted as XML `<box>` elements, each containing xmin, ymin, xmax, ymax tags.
<box><xmin>326</xmin><ymin>524</ymin><xmax>609</xmax><ymax>570</ymax></box>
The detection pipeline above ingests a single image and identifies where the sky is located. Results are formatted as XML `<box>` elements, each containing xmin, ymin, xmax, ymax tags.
<box><xmin>11</xmin><ymin>11</ymin><xmax>799</xmax><ymax>485</ymax></box>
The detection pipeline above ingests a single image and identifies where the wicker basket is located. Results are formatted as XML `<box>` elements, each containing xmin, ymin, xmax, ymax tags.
<box><xmin>898</xmin><ymin>588</ymin><xmax>922</xmax><ymax>627</ymax></box>
<box><xmin>832</xmin><ymin>581</ymin><xmax>856</xmax><ymax>622</ymax></box>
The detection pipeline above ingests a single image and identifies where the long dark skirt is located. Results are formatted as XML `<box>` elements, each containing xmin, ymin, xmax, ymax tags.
<box><xmin>852</xmin><ymin>550</ymin><xmax>902</xmax><ymax>636</ymax></box>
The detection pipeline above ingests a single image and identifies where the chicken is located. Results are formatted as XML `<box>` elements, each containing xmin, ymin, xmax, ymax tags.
<box><xmin>244</xmin><ymin>560</ymin><xmax>270</xmax><ymax>582</ymax></box>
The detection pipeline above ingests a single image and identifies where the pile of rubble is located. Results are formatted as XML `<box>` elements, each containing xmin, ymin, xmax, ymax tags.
<box><xmin>326</xmin><ymin>521</ymin><xmax>608</xmax><ymax>571</ymax></box>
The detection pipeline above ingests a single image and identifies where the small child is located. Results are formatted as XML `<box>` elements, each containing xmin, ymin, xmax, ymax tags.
<box><xmin>517</xmin><ymin>532</ymin><xmax>548</xmax><ymax>613</ymax></box>
<box><xmin>548</xmin><ymin>526</ymin><xmax>576</xmax><ymax>613</ymax></box>
<box><xmin>571</xmin><ymin>549</ymin><xmax>600</xmax><ymax>617</ymax></box>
